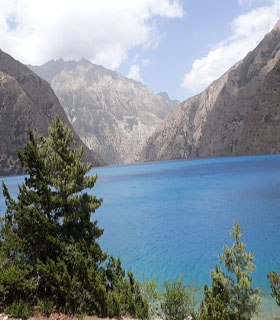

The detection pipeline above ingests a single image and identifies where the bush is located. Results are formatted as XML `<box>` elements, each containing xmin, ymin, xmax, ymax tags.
<box><xmin>4</xmin><ymin>299</ymin><xmax>33</xmax><ymax>319</ymax></box>
<box><xmin>38</xmin><ymin>298</ymin><xmax>54</xmax><ymax>317</ymax></box>
<box><xmin>106</xmin><ymin>290</ymin><xmax>121</xmax><ymax>318</ymax></box>
<box><xmin>141</xmin><ymin>278</ymin><xmax>161</xmax><ymax>318</ymax></box>
<box><xmin>161</xmin><ymin>276</ymin><xmax>196</xmax><ymax>320</ymax></box>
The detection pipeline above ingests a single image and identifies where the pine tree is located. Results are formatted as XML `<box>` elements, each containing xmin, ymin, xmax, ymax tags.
<box><xmin>1</xmin><ymin>116</ymin><xmax>105</xmax><ymax>313</ymax></box>
<box><xmin>198</xmin><ymin>266</ymin><xmax>231</xmax><ymax>320</ymax></box>
<box><xmin>210</xmin><ymin>221</ymin><xmax>261</xmax><ymax>320</ymax></box>
<box><xmin>267</xmin><ymin>268</ymin><xmax>280</xmax><ymax>307</ymax></box>
<box><xmin>0</xmin><ymin>116</ymin><xmax>149</xmax><ymax>318</ymax></box>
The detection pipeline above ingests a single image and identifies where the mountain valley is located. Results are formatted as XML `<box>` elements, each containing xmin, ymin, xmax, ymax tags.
<box><xmin>29</xmin><ymin>60</ymin><xmax>179</xmax><ymax>164</ymax></box>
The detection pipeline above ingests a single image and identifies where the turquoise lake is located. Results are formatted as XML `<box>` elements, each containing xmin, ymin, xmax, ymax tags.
<box><xmin>1</xmin><ymin>154</ymin><xmax>280</xmax><ymax>317</ymax></box>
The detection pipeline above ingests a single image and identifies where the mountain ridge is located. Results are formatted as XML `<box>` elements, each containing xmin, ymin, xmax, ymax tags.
<box><xmin>141</xmin><ymin>19</ymin><xmax>280</xmax><ymax>162</ymax></box>
<box><xmin>0</xmin><ymin>49</ymin><xmax>105</xmax><ymax>176</ymax></box>
<box><xmin>29</xmin><ymin>59</ymin><xmax>179</xmax><ymax>164</ymax></box>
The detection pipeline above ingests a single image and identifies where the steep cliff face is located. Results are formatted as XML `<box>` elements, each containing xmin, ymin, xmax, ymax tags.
<box><xmin>0</xmin><ymin>50</ymin><xmax>105</xmax><ymax>176</ymax></box>
<box><xmin>141</xmin><ymin>20</ymin><xmax>280</xmax><ymax>162</ymax></box>
<box><xmin>29</xmin><ymin>59</ymin><xmax>179</xmax><ymax>164</ymax></box>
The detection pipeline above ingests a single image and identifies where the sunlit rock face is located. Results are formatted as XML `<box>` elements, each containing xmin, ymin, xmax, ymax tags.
<box><xmin>30</xmin><ymin>59</ymin><xmax>179</xmax><ymax>164</ymax></box>
<box><xmin>141</xmin><ymin>20</ymin><xmax>280</xmax><ymax>162</ymax></box>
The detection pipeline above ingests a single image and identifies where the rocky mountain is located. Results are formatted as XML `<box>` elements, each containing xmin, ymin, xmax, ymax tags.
<box><xmin>141</xmin><ymin>20</ymin><xmax>280</xmax><ymax>162</ymax></box>
<box><xmin>29</xmin><ymin>59</ymin><xmax>179</xmax><ymax>164</ymax></box>
<box><xmin>0</xmin><ymin>50</ymin><xmax>105</xmax><ymax>176</ymax></box>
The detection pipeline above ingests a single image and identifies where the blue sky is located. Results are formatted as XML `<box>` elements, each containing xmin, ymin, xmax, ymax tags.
<box><xmin>0</xmin><ymin>0</ymin><xmax>280</xmax><ymax>101</ymax></box>
<box><xmin>118</xmin><ymin>0</ymin><xmax>280</xmax><ymax>101</ymax></box>
<box><xmin>119</xmin><ymin>0</ymin><xmax>244</xmax><ymax>100</ymax></box>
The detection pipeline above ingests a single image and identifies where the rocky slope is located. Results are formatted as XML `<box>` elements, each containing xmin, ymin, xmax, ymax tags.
<box><xmin>141</xmin><ymin>20</ymin><xmax>280</xmax><ymax>162</ymax></box>
<box><xmin>29</xmin><ymin>60</ymin><xmax>179</xmax><ymax>164</ymax></box>
<box><xmin>0</xmin><ymin>50</ymin><xmax>105</xmax><ymax>176</ymax></box>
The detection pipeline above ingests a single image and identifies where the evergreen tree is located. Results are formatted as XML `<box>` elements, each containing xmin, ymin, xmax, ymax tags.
<box><xmin>0</xmin><ymin>116</ymin><xmax>148</xmax><ymax>318</ymax></box>
<box><xmin>1</xmin><ymin>116</ymin><xmax>104</xmax><ymax>313</ymax></box>
<box><xmin>197</xmin><ymin>266</ymin><xmax>231</xmax><ymax>320</ymax></box>
<box><xmin>210</xmin><ymin>221</ymin><xmax>261</xmax><ymax>320</ymax></box>
<box><xmin>267</xmin><ymin>268</ymin><xmax>280</xmax><ymax>307</ymax></box>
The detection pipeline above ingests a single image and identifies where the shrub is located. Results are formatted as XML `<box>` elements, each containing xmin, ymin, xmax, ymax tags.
<box><xmin>141</xmin><ymin>278</ymin><xmax>161</xmax><ymax>318</ymax></box>
<box><xmin>4</xmin><ymin>299</ymin><xmax>33</xmax><ymax>319</ymax></box>
<box><xmin>107</xmin><ymin>290</ymin><xmax>121</xmax><ymax>318</ymax></box>
<box><xmin>38</xmin><ymin>298</ymin><xmax>54</xmax><ymax>317</ymax></box>
<box><xmin>161</xmin><ymin>276</ymin><xmax>196</xmax><ymax>320</ymax></box>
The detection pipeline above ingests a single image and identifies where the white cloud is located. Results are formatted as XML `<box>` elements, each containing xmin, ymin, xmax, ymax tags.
<box><xmin>238</xmin><ymin>0</ymin><xmax>273</xmax><ymax>6</ymax></box>
<box><xmin>0</xmin><ymin>0</ymin><xmax>184</xmax><ymax>68</ymax></box>
<box><xmin>238</xmin><ymin>0</ymin><xmax>253</xmax><ymax>5</ymax></box>
<box><xmin>181</xmin><ymin>0</ymin><xmax>280</xmax><ymax>95</ymax></box>
<box><xmin>128</xmin><ymin>64</ymin><xmax>142</xmax><ymax>82</ymax></box>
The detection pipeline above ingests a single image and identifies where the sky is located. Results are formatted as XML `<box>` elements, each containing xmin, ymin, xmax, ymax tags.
<box><xmin>0</xmin><ymin>0</ymin><xmax>280</xmax><ymax>102</ymax></box>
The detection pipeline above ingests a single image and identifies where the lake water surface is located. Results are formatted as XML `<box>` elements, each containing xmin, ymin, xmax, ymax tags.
<box><xmin>1</xmin><ymin>154</ymin><xmax>280</xmax><ymax>318</ymax></box>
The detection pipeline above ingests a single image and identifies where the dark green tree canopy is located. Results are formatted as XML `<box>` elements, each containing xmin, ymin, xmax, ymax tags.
<box><xmin>0</xmin><ymin>116</ymin><xmax>148</xmax><ymax>318</ymax></box>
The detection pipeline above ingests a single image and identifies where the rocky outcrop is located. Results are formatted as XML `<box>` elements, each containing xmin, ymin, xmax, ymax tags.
<box><xmin>141</xmin><ymin>20</ymin><xmax>280</xmax><ymax>162</ymax></box>
<box><xmin>29</xmin><ymin>59</ymin><xmax>179</xmax><ymax>164</ymax></box>
<box><xmin>0</xmin><ymin>50</ymin><xmax>105</xmax><ymax>176</ymax></box>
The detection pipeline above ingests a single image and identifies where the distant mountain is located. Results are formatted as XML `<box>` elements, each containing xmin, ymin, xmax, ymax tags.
<box><xmin>141</xmin><ymin>20</ymin><xmax>280</xmax><ymax>162</ymax></box>
<box><xmin>0</xmin><ymin>50</ymin><xmax>105</xmax><ymax>176</ymax></box>
<box><xmin>29</xmin><ymin>59</ymin><xmax>179</xmax><ymax>164</ymax></box>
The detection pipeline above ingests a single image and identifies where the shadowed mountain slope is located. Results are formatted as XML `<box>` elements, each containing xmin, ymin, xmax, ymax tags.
<box><xmin>0</xmin><ymin>50</ymin><xmax>105</xmax><ymax>176</ymax></box>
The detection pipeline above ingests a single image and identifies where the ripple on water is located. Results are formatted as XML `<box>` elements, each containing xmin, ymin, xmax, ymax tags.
<box><xmin>1</xmin><ymin>155</ymin><xmax>280</xmax><ymax>317</ymax></box>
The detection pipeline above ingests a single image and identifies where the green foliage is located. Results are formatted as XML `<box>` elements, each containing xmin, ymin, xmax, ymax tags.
<box><xmin>207</xmin><ymin>221</ymin><xmax>261</xmax><ymax>320</ymax></box>
<box><xmin>4</xmin><ymin>299</ymin><xmax>33</xmax><ymax>319</ymax></box>
<box><xmin>141</xmin><ymin>278</ymin><xmax>161</xmax><ymax>318</ymax></box>
<box><xmin>106</xmin><ymin>290</ymin><xmax>121</xmax><ymax>318</ymax></box>
<box><xmin>0</xmin><ymin>239</ymin><xmax>35</xmax><ymax>310</ymax></box>
<box><xmin>267</xmin><ymin>267</ymin><xmax>280</xmax><ymax>307</ymax></box>
<box><xmin>161</xmin><ymin>276</ymin><xmax>196</xmax><ymax>320</ymax></box>
<box><xmin>104</xmin><ymin>257</ymin><xmax>149</xmax><ymax>319</ymax></box>
<box><xmin>38</xmin><ymin>298</ymin><xmax>54</xmax><ymax>317</ymax></box>
<box><xmin>0</xmin><ymin>116</ymin><xmax>148</xmax><ymax>318</ymax></box>
<box><xmin>196</xmin><ymin>270</ymin><xmax>231</xmax><ymax>320</ymax></box>
<box><xmin>127</xmin><ymin>271</ymin><xmax>149</xmax><ymax>319</ymax></box>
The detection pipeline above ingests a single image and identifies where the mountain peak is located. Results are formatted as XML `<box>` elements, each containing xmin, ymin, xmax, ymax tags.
<box><xmin>273</xmin><ymin>19</ymin><xmax>280</xmax><ymax>31</ymax></box>
<box><xmin>29</xmin><ymin>58</ymin><xmax>179</xmax><ymax>164</ymax></box>
<box><xmin>79</xmin><ymin>57</ymin><xmax>92</xmax><ymax>65</ymax></box>
<box><xmin>0</xmin><ymin>50</ymin><xmax>105</xmax><ymax>175</ymax></box>
<box><xmin>158</xmin><ymin>92</ymin><xmax>170</xmax><ymax>99</ymax></box>
<box><xmin>141</xmin><ymin>19</ymin><xmax>280</xmax><ymax>162</ymax></box>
